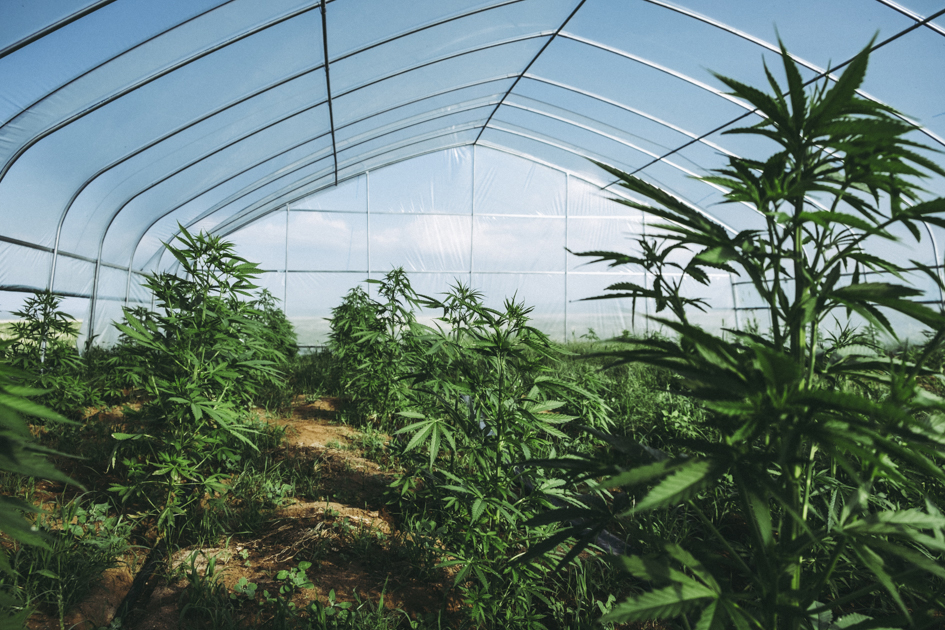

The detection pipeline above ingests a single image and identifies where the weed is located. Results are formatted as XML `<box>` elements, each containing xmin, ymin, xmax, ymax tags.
<box><xmin>110</xmin><ymin>226</ymin><xmax>294</xmax><ymax>540</ymax></box>
<box><xmin>543</xmin><ymin>38</ymin><xmax>945</xmax><ymax>629</ymax></box>
<box><xmin>178</xmin><ymin>551</ymin><xmax>241</xmax><ymax>629</ymax></box>
<box><xmin>0</xmin><ymin>338</ymin><xmax>77</xmax><ymax>623</ymax></box>
<box><xmin>352</xmin><ymin>428</ymin><xmax>387</xmax><ymax>462</ymax></box>
<box><xmin>3</xmin><ymin>291</ymin><xmax>104</xmax><ymax>417</ymax></box>
<box><xmin>4</xmin><ymin>498</ymin><xmax>130</xmax><ymax>623</ymax></box>
<box><xmin>276</xmin><ymin>560</ymin><xmax>314</xmax><ymax>595</ymax></box>
<box><xmin>328</xmin><ymin>269</ymin><xmax>423</xmax><ymax>427</ymax></box>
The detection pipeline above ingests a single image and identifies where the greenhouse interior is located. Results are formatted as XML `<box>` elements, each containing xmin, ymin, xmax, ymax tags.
<box><xmin>5</xmin><ymin>1</ymin><xmax>945</xmax><ymax>628</ymax></box>
<box><xmin>3</xmin><ymin>0</ymin><xmax>944</xmax><ymax>346</ymax></box>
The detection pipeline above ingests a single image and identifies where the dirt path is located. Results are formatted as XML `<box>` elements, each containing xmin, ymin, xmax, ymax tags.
<box><xmin>27</xmin><ymin>398</ymin><xmax>455</xmax><ymax>630</ymax></box>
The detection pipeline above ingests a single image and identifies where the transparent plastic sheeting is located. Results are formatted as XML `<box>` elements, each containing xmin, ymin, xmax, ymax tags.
<box><xmin>216</xmin><ymin>146</ymin><xmax>740</xmax><ymax>345</ymax></box>
<box><xmin>3</xmin><ymin>1</ymin><xmax>945</xmax><ymax>347</ymax></box>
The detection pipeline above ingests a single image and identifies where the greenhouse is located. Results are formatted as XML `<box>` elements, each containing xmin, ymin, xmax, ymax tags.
<box><xmin>4</xmin><ymin>1</ymin><xmax>945</xmax><ymax>628</ymax></box>
<box><xmin>2</xmin><ymin>0</ymin><xmax>943</xmax><ymax>345</ymax></box>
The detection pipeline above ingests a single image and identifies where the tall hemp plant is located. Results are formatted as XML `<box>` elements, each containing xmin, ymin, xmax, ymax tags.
<box><xmin>112</xmin><ymin>226</ymin><xmax>287</xmax><ymax>534</ymax></box>
<box><xmin>541</xmin><ymin>41</ymin><xmax>945</xmax><ymax>628</ymax></box>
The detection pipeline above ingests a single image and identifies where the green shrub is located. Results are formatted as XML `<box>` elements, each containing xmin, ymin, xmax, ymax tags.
<box><xmin>3</xmin><ymin>291</ymin><xmax>104</xmax><ymax>417</ymax></box>
<box><xmin>0</xmin><ymin>340</ymin><xmax>78</xmax><ymax>624</ymax></box>
<box><xmin>5</xmin><ymin>498</ymin><xmax>130</xmax><ymax>622</ymax></box>
<box><xmin>389</xmin><ymin>284</ymin><xmax>608</xmax><ymax>629</ymax></box>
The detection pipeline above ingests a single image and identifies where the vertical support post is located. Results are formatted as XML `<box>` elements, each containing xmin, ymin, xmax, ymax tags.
<box><xmin>366</xmin><ymin>171</ymin><xmax>372</xmax><ymax>296</ymax></box>
<box><xmin>319</xmin><ymin>0</ymin><xmax>339</xmax><ymax>186</ymax></box>
<box><xmin>470</xmin><ymin>146</ymin><xmax>476</xmax><ymax>287</ymax></box>
<box><xmin>730</xmin><ymin>274</ymin><xmax>741</xmax><ymax>331</ymax></box>
<box><xmin>641</xmin><ymin>210</ymin><xmax>648</xmax><ymax>335</ymax></box>
<box><xmin>923</xmin><ymin>221</ymin><xmax>945</xmax><ymax>308</ymax></box>
<box><xmin>87</xmin><ymin>257</ymin><xmax>102</xmax><ymax>352</ymax></box>
<box><xmin>564</xmin><ymin>173</ymin><xmax>569</xmax><ymax>342</ymax></box>
<box><xmin>284</xmin><ymin>203</ymin><xmax>290</xmax><ymax>308</ymax></box>
<box><xmin>48</xmin><ymin>216</ymin><xmax>66</xmax><ymax>293</ymax></box>
<box><xmin>124</xmin><ymin>264</ymin><xmax>133</xmax><ymax>304</ymax></box>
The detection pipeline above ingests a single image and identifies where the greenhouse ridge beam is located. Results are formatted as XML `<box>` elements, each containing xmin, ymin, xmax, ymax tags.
<box><xmin>2</xmin><ymin>0</ymin><xmax>528</xmax><ymax>185</ymax></box>
<box><xmin>146</xmin><ymin>30</ymin><xmax>568</xmax><ymax>251</ymax></box>
<box><xmin>320</xmin><ymin>0</ymin><xmax>339</xmax><ymax>187</ymax></box>
<box><xmin>473</xmin><ymin>0</ymin><xmax>587</xmax><ymax>145</ymax></box>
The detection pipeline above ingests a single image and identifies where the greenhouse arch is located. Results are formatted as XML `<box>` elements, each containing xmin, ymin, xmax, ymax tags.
<box><xmin>1</xmin><ymin>0</ymin><xmax>944</xmax><ymax>344</ymax></box>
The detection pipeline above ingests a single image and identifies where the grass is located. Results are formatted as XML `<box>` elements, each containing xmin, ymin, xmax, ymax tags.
<box><xmin>2</xmin><ymin>496</ymin><xmax>132</xmax><ymax>623</ymax></box>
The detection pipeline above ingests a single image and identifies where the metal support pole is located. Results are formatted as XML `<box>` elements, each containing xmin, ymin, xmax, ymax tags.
<box><xmin>564</xmin><ymin>173</ymin><xmax>569</xmax><ymax>342</ymax></box>
<box><xmin>124</xmin><ymin>264</ymin><xmax>133</xmax><ymax>304</ymax></box>
<box><xmin>366</xmin><ymin>171</ymin><xmax>372</xmax><ymax>295</ymax></box>
<box><xmin>923</xmin><ymin>221</ymin><xmax>945</xmax><ymax>308</ymax></box>
<box><xmin>87</xmin><ymin>257</ymin><xmax>103</xmax><ymax>350</ymax></box>
<box><xmin>319</xmin><ymin>0</ymin><xmax>339</xmax><ymax>186</ymax></box>
<box><xmin>284</xmin><ymin>203</ymin><xmax>290</xmax><ymax>307</ymax></box>
<box><xmin>470</xmin><ymin>146</ymin><xmax>476</xmax><ymax>286</ymax></box>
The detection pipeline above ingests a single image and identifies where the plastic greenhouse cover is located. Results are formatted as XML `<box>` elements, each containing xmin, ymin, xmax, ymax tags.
<box><xmin>2</xmin><ymin>0</ymin><xmax>945</xmax><ymax>346</ymax></box>
<box><xmin>0</xmin><ymin>0</ymin><xmax>223</xmax><ymax>125</ymax></box>
<box><xmin>326</xmin><ymin>0</ymin><xmax>574</xmax><ymax>96</ymax></box>
<box><xmin>285</xmin><ymin>271</ymin><xmax>367</xmax><ymax>345</ymax></box>
<box><xmin>59</xmin><ymin>76</ymin><xmax>329</xmax><ymax>258</ymax></box>
<box><xmin>0</xmin><ymin>242</ymin><xmax>51</xmax><ymax>293</ymax></box>
<box><xmin>287</xmin><ymin>211</ymin><xmax>368</xmax><ymax>272</ymax></box>
<box><xmin>226</xmin><ymin>211</ymin><xmax>288</xmax><ymax>271</ymax></box>
<box><xmin>0</xmin><ymin>11</ymin><xmax>323</xmax><ymax>249</ymax></box>
<box><xmin>369</xmin><ymin>150</ymin><xmax>472</xmax><ymax>215</ymax></box>
<box><xmin>107</xmin><ymin>145</ymin><xmax>334</xmax><ymax>266</ymax></box>
<box><xmin>290</xmin><ymin>174</ymin><xmax>366</xmax><ymax>212</ymax></box>
<box><xmin>474</xmin><ymin>149</ymin><xmax>566</xmax><ymax>216</ymax></box>
<box><xmin>1</xmin><ymin>0</ymin><xmax>103</xmax><ymax>54</ymax></box>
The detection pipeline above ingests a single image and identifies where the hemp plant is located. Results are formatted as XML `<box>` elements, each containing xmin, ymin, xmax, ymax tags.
<box><xmin>111</xmin><ymin>225</ymin><xmax>288</xmax><ymax>535</ymax></box>
<box><xmin>328</xmin><ymin>268</ymin><xmax>423</xmax><ymax>426</ymax></box>
<box><xmin>392</xmin><ymin>284</ymin><xmax>580</xmax><ymax>629</ymax></box>
<box><xmin>537</xmin><ymin>40</ymin><xmax>945</xmax><ymax>628</ymax></box>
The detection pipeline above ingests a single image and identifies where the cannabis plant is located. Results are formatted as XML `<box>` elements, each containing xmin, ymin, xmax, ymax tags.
<box><xmin>0</xmin><ymin>341</ymin><xmax>77</xmax><ymax>622</ymax></box>
<box><xmin>537</xmin><ymin>40</ymin><xmax>945</xmax><ymax>628</ymax></box>
<box><xmin>112</xmin><ymin>226</ymin><xmax>290</xmax><ymax>535</ymax></box>
<box><xmin>328</xmin><ymin>268</ymin><xmax>423</xmax><ymax>426</ymax></box>
<box><xmin>392</xmin><ymin>284</ymin><xmax>584</xmax><ymax>629</ymax></box>
<box><xmin>4</xmin><ymin>292</ymin><xmax>102</xmax><ymax>417</ymax></box>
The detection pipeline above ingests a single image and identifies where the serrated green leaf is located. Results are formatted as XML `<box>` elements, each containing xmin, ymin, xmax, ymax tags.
<box><xmin>601</xmin><ymin>582</ymin><xmax>716</xmax><ymax>623</ymax></box>
<box><xmin>630</xmin><ymin>459</ymin><xmax>714</xmax><ymax>515</ymax></box>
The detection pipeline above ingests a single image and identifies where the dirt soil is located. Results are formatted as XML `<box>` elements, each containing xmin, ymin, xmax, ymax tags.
<box><xmin>26</xmin><ymin>397</ymin><xmax>459</xmax><ymax>630</ymax></box>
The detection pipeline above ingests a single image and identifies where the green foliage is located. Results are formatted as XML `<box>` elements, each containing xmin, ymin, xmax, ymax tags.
<box><xmin>386</xmin><ymin>283</ymin><xmax>607</xmax><ymax>629</ymax></box>
<box><xmin>110</xmin><ymin>226</ymin><xmax>294</xmax><ymax>538</ymax></box>
<box><xmin>3</xmin><ymin>291</ymin><xmax>104</xmax><ymax>416</ymax></box>
<box><xmin>0</xmin><ymin>340</ymin><xmax>77</xmax><ymax>624</ymax></box>
<box><xmin>545</xmin><ymin>39</ymin><xmax>945</xmax><ymax>629</ymax></box>
<box><xmin>3</xmin><ymin>498</ymin><xmax>130</xmax><ymax>622</ymax></box>
<box><xmin>328</xmin><ymin>268</ymin><xmax>423</xmax><ymax>426</ymax></box>
<box><xmin>288</xmin><ymin>349</ymin><xmax>335</xmax><ymax>398</ymax></box>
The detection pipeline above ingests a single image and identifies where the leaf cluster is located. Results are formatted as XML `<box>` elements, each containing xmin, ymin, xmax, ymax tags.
<box><xmin>538</xmin><ymin>39</ymin><xmax>945</xmax><ymax>629</ymax></box>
